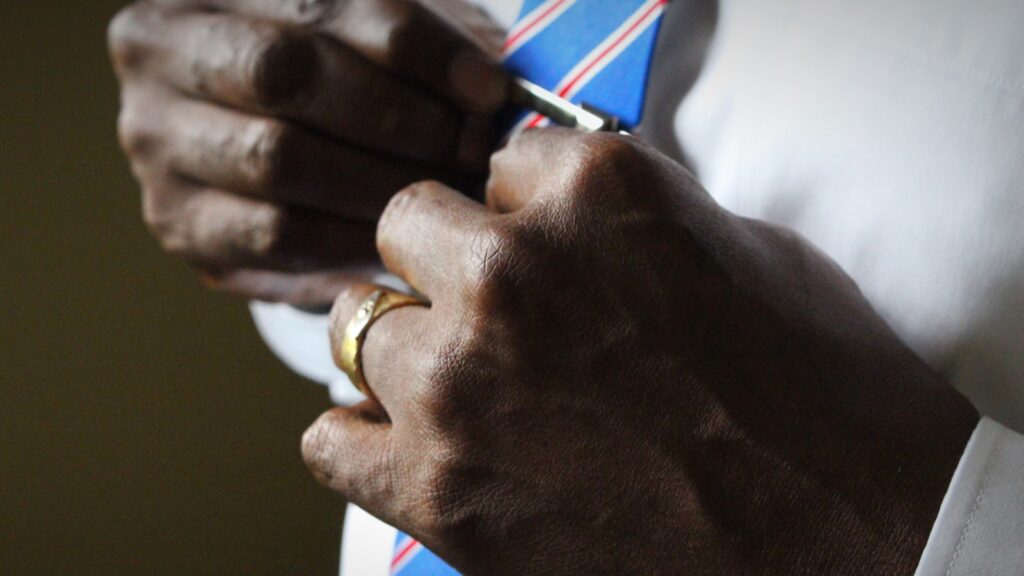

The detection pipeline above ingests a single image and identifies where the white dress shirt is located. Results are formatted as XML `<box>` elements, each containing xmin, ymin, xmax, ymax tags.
<box><xmin>252</xmin><ymin>0</ymin><xmax>1024</xmax><ymax>572</ymax></box>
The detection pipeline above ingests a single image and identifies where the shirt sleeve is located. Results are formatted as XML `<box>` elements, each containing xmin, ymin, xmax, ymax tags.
<box><xmin>915</xmin><ymin>417</ymin><xmax>1024</xmax><ymax>575</ymax></box>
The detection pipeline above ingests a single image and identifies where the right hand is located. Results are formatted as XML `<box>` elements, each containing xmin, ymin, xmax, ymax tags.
<box><xmin>108</xmin><ymin>0</ymin><xmax>509</xmax><ymax>305</ymax></box>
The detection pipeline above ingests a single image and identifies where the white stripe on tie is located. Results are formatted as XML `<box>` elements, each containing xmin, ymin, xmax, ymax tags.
<box><xmin>502</xmin><ymin>0</ymin><xmax>579</xmax><ymax>57</ymax></box>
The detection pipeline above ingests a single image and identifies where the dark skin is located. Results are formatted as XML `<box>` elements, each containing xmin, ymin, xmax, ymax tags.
<box><xmin>110</xmin><ymin>2</ymin><xmax>980</xmax><ymax>574</ymax></box>
<box><xmin>308</xmin><ymin>129</ymin><xmax>978</xmax><ymax>574</ymax></box>
<box><xmin>109</xmin><ymin>0</ymin><xmax>507</xmax><ymax>304</ymax></box>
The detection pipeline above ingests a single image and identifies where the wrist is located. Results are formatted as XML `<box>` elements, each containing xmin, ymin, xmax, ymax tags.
<box><xmin>675</xmin><ymin>368</ymin><xmax>980</xmax><ymax>575</ymax></box>
<box><xmin>801</xmin><ymin>377</ymin><xmax>979</xmax><ymax>575</ymax></box>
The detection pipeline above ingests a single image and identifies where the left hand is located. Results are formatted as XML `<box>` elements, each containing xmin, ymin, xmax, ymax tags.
<box><xmin>108</xmin><ymin>0</ymin><xmax>508</xmax><ymax>305</ymax></box>
<box><xmin>303</xmin><ymin>129</ymin><xmax>978</xmax><ymax>575</ymax></box>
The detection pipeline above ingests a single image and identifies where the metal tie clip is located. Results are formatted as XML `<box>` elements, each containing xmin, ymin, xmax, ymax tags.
<box><xmin>508</xmin><ymin>77</ymin><xmax>625</xmax><ymax>134</ymax></box>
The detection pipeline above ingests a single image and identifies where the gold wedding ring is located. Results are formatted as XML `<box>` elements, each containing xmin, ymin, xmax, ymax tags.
<box><xmin>338</xmin><ymin>289</ymin><xmax>427</xmax><ymax>402</ymax></box>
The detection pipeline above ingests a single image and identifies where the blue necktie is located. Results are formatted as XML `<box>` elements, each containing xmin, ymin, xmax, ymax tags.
<box><xmin>390</xmin><ymin>1</ymin><xmax>667</xmax><ymax>573</ymax></box>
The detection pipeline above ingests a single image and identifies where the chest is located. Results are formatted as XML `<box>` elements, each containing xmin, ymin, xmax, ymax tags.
<box><xmin>675</xmin><ymin>0</ymin><xmax>1024</xmax><ymax>427</ymax></box>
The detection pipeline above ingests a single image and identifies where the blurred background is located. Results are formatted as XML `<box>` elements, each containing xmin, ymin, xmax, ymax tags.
<box><xmin>1</xmin><ymin>2</ymin><xmax>343</xmax><ymax>574</ymax></box>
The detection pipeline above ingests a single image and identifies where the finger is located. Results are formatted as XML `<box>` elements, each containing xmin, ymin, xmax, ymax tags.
<box><xmin>486</xmin><ymin>128</ymin><xmax>587</xmax><ymax>213</ymax></box>
<box><xmin>177</xmin><ymin>0</ymin><xmax>509</xmax><ymax>112</ymax></box>
<box><xmin>302</xmin><ymin>403</ymin><xmax>404</xmax><ymax>519</ymax></box>
<box><xmin>377</xmin><ymin>180</ymin><xmax>493</xmax><ymax>300</ymax></box>
<box><xmin>111</xmin><ymin>4</ymin><xmax>482</xmax><ymax>167</ymax></box>
<box><xmin>328</xmin><ymin>284</ymin><xmax>432</xmax><ymax>414</ymax></box>
<box><xmin>157</xmin><ymin>97</ymin><xmax>467</xmax><ymax>220</ymax></box>
<box><xmin>141</xmin><ymin>176</ymin><xmax>377</xmax><ymax>272</ymax></box>
<box><xmin>202</xmin><ymin>268</ymin><xmax>382</xmax><ymax>306</ymax></box>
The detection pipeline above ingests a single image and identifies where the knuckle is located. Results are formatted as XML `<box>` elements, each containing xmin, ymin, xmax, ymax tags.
<box><xmin>106</xmin><ymin>6</ymin><xmax>135</xmax><ymax>55</ymax></box>
<box><xmin>564</xmin><ymin>134</ymin><xmax>649</xmax><ymax>207</ymax></box>
<box><xmin>377</xmin><ymin>184</ymin><xmax>415</xmax><ymax>240</ymax></box>
<box><xmin>582</xmin><ymin>131</ymin><xmax>638</xmax><ymax>162</ymax></box>
<box><xmin>241</xmin><ymin>204</ymin><xmax>288</xmax><ymax>261</ymax></box>
<box><xmin>140</xmin><ymin>188</ymin><xmax>189</xmax><ymax>258</ymax></box>
<box><xmin>242</xmin><ymin>120</ymin><xmax>296</xmax><ymax>190</ymax></box>
<box><xmin>287</xmin><ymin>0</ymin><xmax>343</xmax><ymax>26</ymax></box>
<box><xmin>248</xmin><ymin>31</ymin><xmax>321</xmax><ymax>110</ymax></box>
<box><xmin>487</xmin><ymin>139</ymin><xmax>517</xmax><ymax>175</ymax></box>
<box><xmin>572</xmin><ymin>133</ymin><xmax>640</xmax><ymax>179</ymax></box>
<box><xmin>377</xmin><ymin>180</ymin><xmax>440</xmax><ymax>245</ymax></box>
<box><xmin>153</xmin><ymin>227</ymin><xmax>188</xmax><ymax>257</ymax></box>
<box><xmin>107</xmin><ymin>3</ymin><xmax>155</xmax><ymax>75</ymax></box>
<box><xmin>117</xmin><ymin>106</ymin><xmax>158</xmax><ymax>159</ymax></box>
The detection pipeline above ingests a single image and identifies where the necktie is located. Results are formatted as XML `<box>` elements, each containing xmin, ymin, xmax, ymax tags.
<box><xmin>389</xmin><ymin>1</ymin><xmax>667</xmax><ymax>574</ymax></box>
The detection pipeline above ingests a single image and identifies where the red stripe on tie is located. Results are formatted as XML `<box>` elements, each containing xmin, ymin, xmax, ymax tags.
<box><xmin>502</xmin><ymin>0</ymin><xmax>572</xmax><ymax>55</ymax></box>
<box><xmin>557</xmin><ymin>0</ymin><xmax>667</xmax><ymax>99</ymax></box>
<box><xmin>391</xmin><ymin>538</ymin><xmax>421</xmax><ymax>569</ymax></box>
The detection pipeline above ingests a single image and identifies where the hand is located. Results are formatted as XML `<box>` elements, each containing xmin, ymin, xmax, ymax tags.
<box><xmin>108</xmin><ymin>0</ymin><xmax>508</xmax><ymax>305</ymax></box>
<box><xmin>302</xmin><ymin>129</ymin><xmax>979</xmax><ymax>575</ymax></box>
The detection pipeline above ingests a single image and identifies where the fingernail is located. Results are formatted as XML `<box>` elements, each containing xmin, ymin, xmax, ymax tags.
<box><xmin>450</xmin><ymin>50</ymin><xmax>508</xmax><ymax>113</ymax></box>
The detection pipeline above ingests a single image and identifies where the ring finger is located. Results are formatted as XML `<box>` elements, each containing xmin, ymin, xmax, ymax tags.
<box><xmin>329</xmin><ymin>284</ymin><xmax>433</xmax><ymax>417</ymax></box>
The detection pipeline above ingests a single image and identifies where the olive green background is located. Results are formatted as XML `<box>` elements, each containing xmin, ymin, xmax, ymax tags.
<box><xmin>1</xmin><ymin>3</ymin><xmax>343</xmax><ymax>574</ymax></box>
